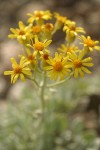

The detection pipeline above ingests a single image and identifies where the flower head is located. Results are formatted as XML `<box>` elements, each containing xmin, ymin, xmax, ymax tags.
<box><xmin>4</xmin><ymin>57</ymin><xmax>32</xmax><ymax>83</ymax></box>
<box><xmin>63</xmin><ymin>20</ymin><xmax>85</xmax><ymax>42</ymax></box>
<box><xmin>27</xmin><ymin>10</ymin><xmax>52</xmax><ymax>24</ymax></box>
<box><xmin>80</xmin><ymin>35</ymin><xmax>100</xmax><ymax>52</ymax></box>
<box><xmin>43</xmin><ymin>23</ymin><xmax>54</xmax><ymax>33</ymax></box>
<box><xmin>40</xmin><ymin>23</ymin><xmax>54</xmax><ymax>40</ymax></box>
<box><xmin>68</xmin><ymin>51</ymin><xmax>94</xmax><ymax>78</ymax></box>
<box><xmin>32</xmin><ymin>25</ymin><xmax>42</xmax><ymax>35</ymax></box>
<box><xmin>40</xmin><ymin>50</ymin><xmax>50</xmax><ymax>67</ymax></box>
<box><xmin>32</xmin><ymin>36</ymin><xmax>52</xmax><ymax>55</ymax></box>
<box><xmin>8</xmin><ymin>21</ymin><xmax>32</xmax><ymax>44</ymax></box>
<box><xmin>45</xmin><ymin>52</ymin><xmax>71</xmax><ymax>80</ymax></box>
<box><xmin>58</xmin><ymin>44</ymin><xmax>79</xmax><ymax>54</ymax></box>
<box><xmin>54</xmin><ymin>13</ymin><xmax>67</xmax><ymax>30</ymax></box>
<box><xmin>54</xmin><ymin>13</ymin><xmax>67</xmax><ymax>24</ymax></box>
<box><xmin>24</xmin><ymin>48</ymin><xmax>37</xmax><ymax>70</ymax></box>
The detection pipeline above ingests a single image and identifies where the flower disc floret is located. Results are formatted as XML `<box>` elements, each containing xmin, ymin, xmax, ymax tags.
<box><xmin>34</xmin><ymin>42</ymin><xmax>44</xmax><ymax>51</ymax></box>
<box><xmin>32</xmin><ymin>25</ymin><xmax>41</xmax><ymax>34</ymax></box>
<box><xmin>14</xmin><ymin>66</ymin><xmax>22</xmax><ymax>74</ymax></box>
<box><xmin>53</xmin><ymin>61</ymin><xmax>63</xmax><ymax>71</ymax></box>
<box><xmin>44</xmin><ymin>23</ymin><xmax>54</xmax><ymax>32</ymax></box>
<box><xmin>43</xmin><ymin>53</ymin><xmax>49</xmax><ymax>60</ymax></box>
<box><xmin>74</xmin><ymin>59</ymin><xmax>82</xmax><ymax>68</ymax></box>
<box><xmin>19</xmin><ymin>30</ymin><xmax>25</xmax><ymax>35</ymax></box>
<box><xmin>28</xmin><ymin>54</ymin><xmax>35</xmax><ymax>61</ymax></box>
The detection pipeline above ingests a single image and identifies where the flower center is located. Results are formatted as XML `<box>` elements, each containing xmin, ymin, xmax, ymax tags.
<box><xmin>14</xmin><ymin>66</ymin><xmax>22</xmax><ymax>74</ymax></box>
<box><xmin>69</xmin><ymin>25</ymin><xmax>76</xmax><ymax>31</ymax></box>
<box><xmin>35</xmin><ymin>12</ymin><xmax>43</xmax><ymax>18</ymax></box>
<box><xmin>34</xmin><ymin>42</ymin><xmax>44</xmax><ymax>51</ymax></box>
<box><xmin>28</xmin><ymin>55</ymin><xmax>34</xmax><ymax>61</ymax></box>
<box><xmin>19</xmin><ymin>30</ymin><xmax>25</xmax><ymax>35</ymax></box>
<box><xmin>58</xmin><ymin>16</ymin><xmax>66</xmax><ymax>23</ymax></box>
<box><xmin>74</xmin><ymin>59</ymin><xmax>82</xmax><ymax>68</ymax></box>
<box><xmin>43</xmin><ymin>54</ymin><xmax>49</xmax><ymax>60</ymax></box>
<box><xmin>67</xmin><ymin>47</ymin><xmax>73</xmax><ymax>52</ymax></box>
<box><xmin>53</xmin><ymin>61</ymin><xmax>63</xmax><ymax>71</ymax></box>
<box><xmin>84</xmin><ymin>39</ymin><xmax>95</xmax><ymax>47</ymax></box>
<box><xmin>45</xmin><ymin>23</ymin><xmax>53</xmax><ymax>31</ymax></box>
<box><xmin>32</xmin><ymin>26</ymin><xmax>41</xmax><ymax>34</ymax></box>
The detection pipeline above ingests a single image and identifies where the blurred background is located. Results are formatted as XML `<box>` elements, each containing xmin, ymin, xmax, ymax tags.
<box><xmin>0</xmin><ymin>0</ymin><xmax>100</xmax><ymax>150</ymax></box>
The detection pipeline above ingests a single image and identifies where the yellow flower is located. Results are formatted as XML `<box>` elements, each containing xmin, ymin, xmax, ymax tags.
<box><xmin>68</xmin><ymin>51</ymin><xmax>94</xmax><ymax>78</ymax></box>
<box><xmin>45</xmin><ymin>52</ymin><xmax>71</xmax><ymax>80</ymax></box>
<box><xmin>43</xmin><ymin>23</ymin><xmax>54</xmax><ymax>33</ymax></box>
<box><xmin>41</xmin><ymin>23</ymin><xmax>54</xmax><ymax>39</ymax></box>
<box><xmin>24</xmin><ymin>48</ymin><xmax>37</xmax><ymax>69</ymax></box>
<box><xmin>27</xmin><ymin>10</ymin><xmax>52</xmax><ymax>24</ymax></box>
<box><xmin>54</xmin><ymin>13</ymin><xmax>67</xmax><ymax>23</ymax></box>
<box><xmin>4</xmin><ymin>57</ymin><xmax>32</xmax><ymax>83</ymax></box>
<box><xmin>80</xmin><ymin>35</ymin><xmax>100</xmax><ymax>52</ymax></box>
<box><xmin>63</xmin><ymin>20</ymin><xmax>85</xmax><ymax>42</ymax></box>
<box><xmin>8</xmin><ymin>21</ymin><xmax>32</xmax><ymax>44</ymax></box>
<box><xmin>40</xmin><ymin>50</ymin><xmax>50</xmax><ymax>67</ymax></box>
<box><xmin>58</xmin><ymin>44</ymin><xmax>79</xmax><ymax>54</ymax></box>
<box><xmin>54</xmin><ymin>13</ymin><xmax>67</xmax><ymax>31</ymax></box>
<box><xmin>40</xmin><ymin>50</ymin><xmax>50</xmax><ymax>61</ymax></box>
<box><xmin>28</xmin><ymin>36</ymin><xmax>52</xmax><ymax>55</ymax></box>
<box><xmin>32</xmin><ymin>25</ymin><xmax>42</xmax><ymax>35</ymax></box>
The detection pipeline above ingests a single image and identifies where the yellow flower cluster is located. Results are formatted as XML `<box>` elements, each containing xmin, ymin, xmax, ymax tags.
<box><xmin>4</xmin><ymin>10</ymin><xmax>100</xmax><ymax>83</ymax></box>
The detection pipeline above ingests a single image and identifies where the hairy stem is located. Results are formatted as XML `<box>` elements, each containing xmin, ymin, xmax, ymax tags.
<box><xmin>40</xmin><ymin>71</ymin><xmax>46</xmax><ymax>117</ymax></box>
<box><xmin>46</xmin><ymin>73</ymin><xmax>73</xmax><ymax>88</ymax></box>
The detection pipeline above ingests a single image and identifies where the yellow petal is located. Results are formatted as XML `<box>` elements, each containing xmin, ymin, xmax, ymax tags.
<box><xmin>4</xmin><ymin>71</ymin><xmax>13</xmax><ymax>75</ymax></box>
<box><xmin>68</xmin><ymin>52</ymin><xmax>77</xmax><ymax>60</ymax></box>
<box><xmin>34</xmin><ymin>35</ymin><xmax>38</xmax><ymax>43</ymax></box>
<box><xmin>78</xmin><ymin>69</ymin><xmax>84</xmax><ymax>77</ymax></box>
<box><xmin>74</xmin><ymin>68</ymin><xmax>79</xmax><ymax>78</ymax></box>
<box><xmin>83</xmin><ymin>62</ymin><xmax>94</xmax><ymax>67</ymax></box>
<box><xmin>82</xmin><ymin>57</ymin><xmax>92</xmax><ymax>63</ymax></box>
<box><xmin>8</xmin><ymin>34</ymin><xmax>16</xmax><ymax>39</ymax></box>
<box><xmin>10</xmin><ymin>28</ymin><xmax>17</xmax><ymax>34</ymax></box>
<box><xmin>20</xmin><ymin>74</ymin><xmax>25</xmax><ymax>81</ymax></box>
<box><xmin>79</xmin><ymin>50</ymin><xmax>85</xmax><ymax>60</ymax></box>
<box><xmin>53</xmin><ymin>71</ymin><xmax>58</xmax><ymax>80</ymax></box>
<box><xmin>22</xmin><ymin>70</ymin><xmax>32</xmax><ymax>76</ymax></box>
<box><xmin>44</xmin><ymin>40</ymin><xmax>52</xmax><ymax>47</ymax></box>
<box><xmin>18</xmin><ymin>21</ymin><xmax>25</xmax><ymax>30</ymax></box>
<box><xmin>59</xmin><ymin>72</ymin><xmax>64</xmax><ymax>80</ymax></box>
<box><xmin>10</xmin><ymin>58</ymin><xmax>18</xmax><ymax>68</ymax></box>
<box><xmin>95</xmin><ymin>46</ymin><xmax>100</xmax><ymax>51</ymax></box>
<box><xmin>44</xmin><ymin>66</ymin><xmax>53</xmax><ymax>70</ymax></box>
<box><xmin>55</xmin><ymin>52</ymin><xmax>59</xmax><ymax>60</ymax></box>
<box><xmin>12</xmin><ymin>74</ymin><xmax>19</xmax><ymax>84</ymax></box>
<box><xmin>82</xmin><ymin>67</ymin><xmax>92</xmax><ymax>74</ymax></box>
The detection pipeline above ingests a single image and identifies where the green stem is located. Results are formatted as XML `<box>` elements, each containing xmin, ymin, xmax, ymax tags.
<box><xmin>40</xmin><ymin>71</ymin><xmax>46</xmax><ymax>116</ymax></box>
<box><xmin>22</xmin><ymin>45</ymin><xmax>27</xmax><ymax>56</ymax></box>
<box><xmin>26</xmin><ymin>77</ymin><xmax>40</xmax><ymax>88</ymax></box>
<box><xmin>46</xmin><ymin>73</ymin><xmax>73</xmax><ymax>88</ymax></box>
